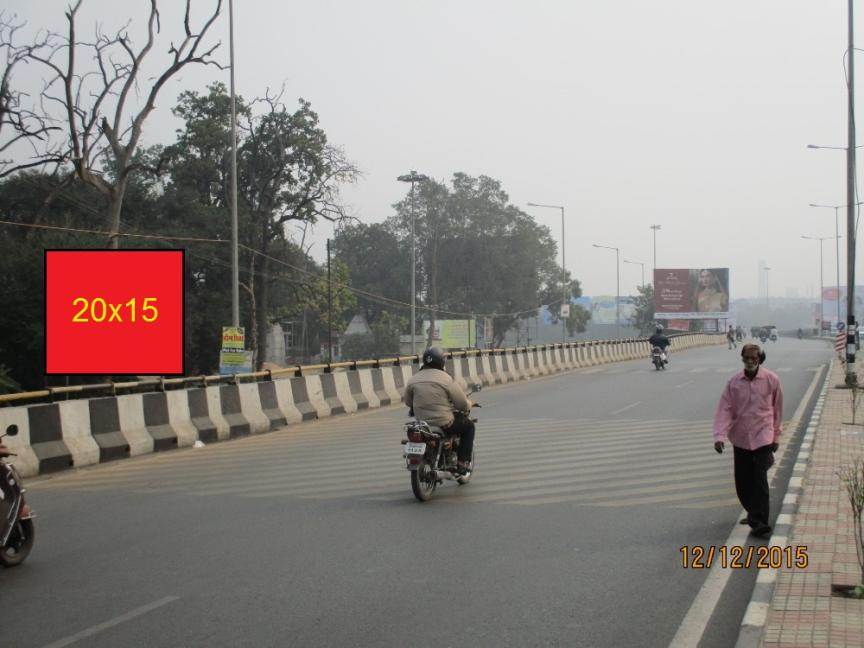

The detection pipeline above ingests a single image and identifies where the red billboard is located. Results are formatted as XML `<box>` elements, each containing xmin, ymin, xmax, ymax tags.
<box><xmin>654</xmin><ymin>268</ymin><xmax>730</xmax><ymax>319</ymax></box>
<box><xmin>45</xmin><ymin>250</ymin><xmax>185</xmax><ymax>375</ymax></box>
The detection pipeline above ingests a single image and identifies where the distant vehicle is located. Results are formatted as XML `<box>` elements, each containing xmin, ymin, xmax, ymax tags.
<box><xmin>651</xmin><ymin>346</ymin><xmax>667</xmax><ymax>370</ymax></box>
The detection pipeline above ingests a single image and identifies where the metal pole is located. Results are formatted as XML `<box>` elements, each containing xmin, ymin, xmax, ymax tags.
<box><xmin>616</xmin><ymin>247</ymin><xmax>620</xmax><ymax>338</ymax></box>
<box><xmin>836</xmin><ymin>206</ymin><xmax>842</xmax><ymax>326</ymax></box>
<box><xmin>411</xmin><ymin>180</ymin><xmax>416</xmax><ymax>357</ymax></box>
<box><xmin>820</xmin><ymin>239</ymin><xmax>824</xmax><ymax>331</ymax></box>
<box><xmin>847</xmin><ymin>0</ymin><xmax>857</xmax><ymax>380</ymax></box>
<box><xmin>229</xmin><ymin>0</ymin><xmax>239</xmax><ymax>328</ymax></box>
<box><xmin>327</xmin><ymin>239</ymin><xmax>332</xmax><ymax>363</ymax></box>
<box><xmin>561</xmin><ymin>206</ymin><xmax>566</xmax><ymax>343</ymax></box>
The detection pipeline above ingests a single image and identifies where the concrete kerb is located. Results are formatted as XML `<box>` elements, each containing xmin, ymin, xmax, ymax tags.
<box><xmin>141</xmin><ymin>391</ymin><xmax>181</xmax><ymax>451</ymax></box>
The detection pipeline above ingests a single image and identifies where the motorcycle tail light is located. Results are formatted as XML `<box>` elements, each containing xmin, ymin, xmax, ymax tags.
<box><xmin>408</xmin><ymin>429</ymin><xmax>424</xmax><ymax>443</ymax></box>
<box><xmin>409</xmin><ymin>457</ymin><xmax>420</xmax><ymax>466</ymax></box>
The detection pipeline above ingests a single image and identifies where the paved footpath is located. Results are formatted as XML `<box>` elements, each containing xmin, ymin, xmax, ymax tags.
<box><xmin>755</xmin><ymin>360</ymin><xmax>864</xmax><ymax>647</ymax></box>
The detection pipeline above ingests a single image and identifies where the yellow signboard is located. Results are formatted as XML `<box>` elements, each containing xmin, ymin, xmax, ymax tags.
<box><xmin>222</xmin><ymin>326</ymin><xmax>245</xmax><ymax>350</ymax></box>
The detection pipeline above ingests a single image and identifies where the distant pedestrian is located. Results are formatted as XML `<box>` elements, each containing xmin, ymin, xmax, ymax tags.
<box><xmin>726</xmin><ymin>325</ymin><xmax>736</xmax><ymax>349</ymax></box>
<box><xmin>712</xmin><ymin>343</ymin><xmax>783</xmax><ymax>538</ymax></box>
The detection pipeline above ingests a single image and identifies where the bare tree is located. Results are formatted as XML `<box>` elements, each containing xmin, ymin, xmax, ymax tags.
<box><xmin>0</xmin><ymin>13</ymin><xmax>65</xmax><ymax>178</ymax></box>
<box><xmin>239</xmin><ymin>88</ymin><xmax>360</xmax><ymax>367</ymax></box>
<box><xmin>30</xmin><ymin>0</ymin><xmax>223</xmax><ymax>248</ymax></box>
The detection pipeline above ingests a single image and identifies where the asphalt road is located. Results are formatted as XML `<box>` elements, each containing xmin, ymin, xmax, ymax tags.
<box><xmin>1</xmin><ymin>338</ymin><xmax>831</xmax><ymax>648</ymax></box>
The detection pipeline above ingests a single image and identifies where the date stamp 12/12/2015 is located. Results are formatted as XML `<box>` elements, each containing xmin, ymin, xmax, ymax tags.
<box><xmin>680</xmin><ymin>545</ymin><xmax>808</xmax><ymax>570</ymax></box>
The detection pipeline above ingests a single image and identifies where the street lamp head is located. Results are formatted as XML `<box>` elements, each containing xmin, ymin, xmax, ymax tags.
<box><xmin>397</xmin><ymin>171</ymin><xmax>429</xmax><ymax>183</ymax></box>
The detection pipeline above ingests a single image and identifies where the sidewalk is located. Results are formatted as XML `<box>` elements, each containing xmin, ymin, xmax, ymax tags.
<box><xmin>759</xmin><ymin>360</ymin><xmax>864</xmax><ymax>647</ymax></box>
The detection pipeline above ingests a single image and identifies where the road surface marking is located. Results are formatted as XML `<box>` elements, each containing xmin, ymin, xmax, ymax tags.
<box><xmin>41</xmin><ymin>596</ymin><xmax>179</xmax><ymax>648</ymax></box>
<box><xmin>610</xmin><ymin>401</ymin><xmax>641</xmax><ymax>415</ymax></box>
<box><xmin>674</xmin><ymin>380</ymin><xmax>694</xmax><ymax>389</ymax></box>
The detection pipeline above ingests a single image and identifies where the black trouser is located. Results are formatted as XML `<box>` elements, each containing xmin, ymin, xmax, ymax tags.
<box><xmin>445</xmin><ymin>413</ymin><xmax>475</xmax><ymax>463</ymax></box>
<box><xmin>733</xmin><ymin>444</ymin><xmax>773</xmax><ymax>528</ymax></box>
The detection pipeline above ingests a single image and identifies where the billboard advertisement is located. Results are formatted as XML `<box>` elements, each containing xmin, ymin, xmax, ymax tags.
<box><xmin>654</xmin><ymin>268</ymin><xmax>730</xmax><ymax>319</ymax></box>
<box><xmin>422</xmin><ymin>319</ymin><xmax>475</xmax><ymax>348</ymax></box>
<box><xmin>821</xmin><ymin>286</ymin><xmax>864</xmax><ymax>324</ymax></box>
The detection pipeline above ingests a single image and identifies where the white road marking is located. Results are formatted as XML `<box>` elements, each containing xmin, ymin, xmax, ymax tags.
<box><xmin>674</xmin><ymin>380</ymin><xmax>695</xmax><ymax>389</ymax></box>
<box><xmin>610</xmin><ymin>401</ymin><xmax>642</xmax><ymax>415</ymax></box>
<box><xmin>669</xmin><ymin>360</ymin><xmax>825</xmax><ymax>648</ymax></box>
<box><xmin>41</xmin><ymin>596</ymin><xmax>180</xmax><ymax>648</ymax></box>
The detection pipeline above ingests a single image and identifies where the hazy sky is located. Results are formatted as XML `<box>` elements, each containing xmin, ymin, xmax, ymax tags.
<box><xmin>5</xmin><ymin>1</ymin><xmax>861</xmax><ymax>299</ymax></box>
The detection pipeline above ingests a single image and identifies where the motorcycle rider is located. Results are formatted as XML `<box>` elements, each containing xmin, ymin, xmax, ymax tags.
<box><xmin>403</xmin><ymin>346</ymin><xmax>475</xmax><ymax>474</ymax></box>
<box><xmin>648</xmin><ymin>326</ymin><xmax>672</xmax><ymax>364</ymax></box>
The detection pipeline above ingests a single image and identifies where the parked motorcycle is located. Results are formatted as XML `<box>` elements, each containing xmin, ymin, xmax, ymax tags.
<box><xmin>402</xmin><ymin>385</ymin><xmax>481</xmax><ymax>502</ymax></box>
<box><xmin>651</xmin><ymin>346</ymin><xmax>667</xmax><ymax>371</ymax></box>
<box><xmin>1</xmin><ymin>424</ymin><xmax>35</xmax><ymax>567</ymax></box>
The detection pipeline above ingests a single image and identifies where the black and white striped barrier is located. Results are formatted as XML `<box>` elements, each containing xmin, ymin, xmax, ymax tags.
<box><xmin>0</xmin><ymin>334</ymin><xmax>721</xmax><ymax>478</ymax></box>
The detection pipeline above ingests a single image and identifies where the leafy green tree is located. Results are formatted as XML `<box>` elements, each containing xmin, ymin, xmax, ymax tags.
<box><xmin>331</xmin><ymin>223</ymin><xmax>410</xmax><ymax>325</ymax></box>
<box><xmin>629</xmin><ymin>283</ymin><xmax>656</xmax><ymax>335</ymax></box>
<box><xmin>539</xmin><ymin>269</ymin><xmax>592</xmax><ymax>337</ymax></box>
<box><xmin>390</xmin><ymin>173</ymin><xmax>567</xmax><ymax>347</ymax></box>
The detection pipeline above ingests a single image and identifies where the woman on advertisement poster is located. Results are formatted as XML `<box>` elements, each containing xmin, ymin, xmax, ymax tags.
<box><xmin>692</xmin><ymin>268</ymin><xmax>729</xmax><ymax>313</ymax></box>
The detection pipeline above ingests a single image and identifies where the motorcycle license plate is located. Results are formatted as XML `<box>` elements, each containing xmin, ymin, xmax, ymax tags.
<box><xmin>404</xmin><ymin>442</ymin><xmax>426</xmax><ymax>456</ymax></box>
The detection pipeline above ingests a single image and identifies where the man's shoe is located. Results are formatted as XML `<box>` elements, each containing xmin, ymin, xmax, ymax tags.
<box><xmin>750</xmin><ymin>524</ymin><xmax>772</xmax><ymax>538</ymax></box>
<box><xmin>739</xmin><ymin>517</ymin><xmax>750</xmax><ymax>525</ymax></box>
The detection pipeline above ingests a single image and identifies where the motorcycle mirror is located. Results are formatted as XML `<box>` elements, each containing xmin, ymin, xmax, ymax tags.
<box><xmin>4</xmin><ymin>424</ymin><xmax>18</xmax><ymax>438</ymax></box>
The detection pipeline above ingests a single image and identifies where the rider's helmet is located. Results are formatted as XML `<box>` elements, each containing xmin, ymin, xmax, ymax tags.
<box><xmin>655</xmin><ymin>326</ymin><xmax>663</xmax><ymax>334</ymax></box>
<box><xmin>422</xmin><ymin>346</ymin><xmax>446</xmax><ymax>370</ymax></box>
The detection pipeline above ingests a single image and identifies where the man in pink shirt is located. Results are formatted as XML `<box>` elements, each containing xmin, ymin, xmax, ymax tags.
<box><xmin>713</xmin><ymin>343</ymin><xmax>783</xmax><ymax>538</ymax></box>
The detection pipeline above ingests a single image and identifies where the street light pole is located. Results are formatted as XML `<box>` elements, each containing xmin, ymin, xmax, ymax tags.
<box><xmin>802</xmin><ymin>236</ymin><xmax>835</xmax><ymax>331</ymax></box>
<box><xmin>593</xmin><ymin>244</ymin><xmax>621</xmax><ymax>338</ymax></box>
<box><xmin>809</xmin><ymin>203</ymin><xmax>863</xmax><ymax>326</ymax></box>
<box><xmin>229</xmin><ymin>0</ymin><xmax>239</xmax><ymax>328</ymax></box>
<box><xmin>765</xmin><ymin>266</ymin><xmax>771</xmax><ymax>312</ymax></box>
<box><xmin>650</xmin><ymin>225</ymin><xmax>661</xmax><ymax>277</ymax></box>
<box><xmin>398</xmin><ymin>171</ymin><xmax>429</xmax><ymax>357</ymax></box>
<box><xmin>624</xmin><ymin>259</ymin><xmax>645</xmax><ymax>290</ymax></box>
<box><xmin>527</xmin><ymin>202</ymin><xmax>567</xmax><ymax>343</ymax></box>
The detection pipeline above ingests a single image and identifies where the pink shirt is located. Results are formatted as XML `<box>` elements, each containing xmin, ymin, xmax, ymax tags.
<box><xmin>713</xmin><ymin>368</ymin><xmax>783</xmax><ymax>450</ymax></box>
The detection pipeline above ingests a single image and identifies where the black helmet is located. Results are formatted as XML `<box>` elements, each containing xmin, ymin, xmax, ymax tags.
<box><xmin>655</xmin><ymin>326</ymin><xmax>663</xmax><ymax>334</ymax></box>
<box><xmin>422</xmin><ymin>346</ymin><xmax>446</xmax><ymax>369</ymax></box>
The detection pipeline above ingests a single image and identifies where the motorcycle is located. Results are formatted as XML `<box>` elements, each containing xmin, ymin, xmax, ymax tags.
<box><xmin>1</xmin><ymin>424</ymin><xmax>36</xmax><ymax>567</ymax></box>
<box><xmin>651</xmin><ymin>346</ymin><xmax>667</xmax><ymax>370</ymax></box>
<box><xmin>402</xmin><ymin>384</ymin><xmax>481</xmax><ymax>502</ymax></box>
<box><xmin>770</xmin><ymin>332</ymin><xmax>778</xmax><ymax>343</ymax></box>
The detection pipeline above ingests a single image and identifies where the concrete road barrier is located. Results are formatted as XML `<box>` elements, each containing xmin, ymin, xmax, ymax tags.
<box><xmin>1</xmin><ymin>333</ymin><xmax>723</xmax><ymax>478</ymax></box>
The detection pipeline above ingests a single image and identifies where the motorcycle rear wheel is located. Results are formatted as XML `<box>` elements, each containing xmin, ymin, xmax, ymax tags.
<box><xmin>411</xmin><ymin>458</ymin><xmax>437</xmax><ymax>502</ymax></box>
<box><xmin>0</xmin><ymin>519</ymin><xmax>35</xmax><ymax>567</ymax></box>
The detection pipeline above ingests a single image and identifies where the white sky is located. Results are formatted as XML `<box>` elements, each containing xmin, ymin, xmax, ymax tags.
<box><xmin>5</xmin><ymin>1</ymin><xmax>862</xmax><ymax>299</ymax></box>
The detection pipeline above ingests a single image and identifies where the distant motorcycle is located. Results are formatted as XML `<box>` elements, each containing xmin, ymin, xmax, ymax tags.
<box><xmin>402</xmin><ymin>385</ymin><xmax>481</xmax><ymax>502</ymax></box>
<box><xmin>651</xmin><ymin>346</ymin><xmax>667</xmax><ymax>371</ymax></box>
<box><xmin>1</xmin><ymin>425</ymin><xmax>36</xmax><ymax>567</ymax></box>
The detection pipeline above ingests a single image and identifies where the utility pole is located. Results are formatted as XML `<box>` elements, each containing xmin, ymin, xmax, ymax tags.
<box><xmin>848</xmin><ymin>0</ymin><xmax>858</xmax><ymax>383</ymax></box>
